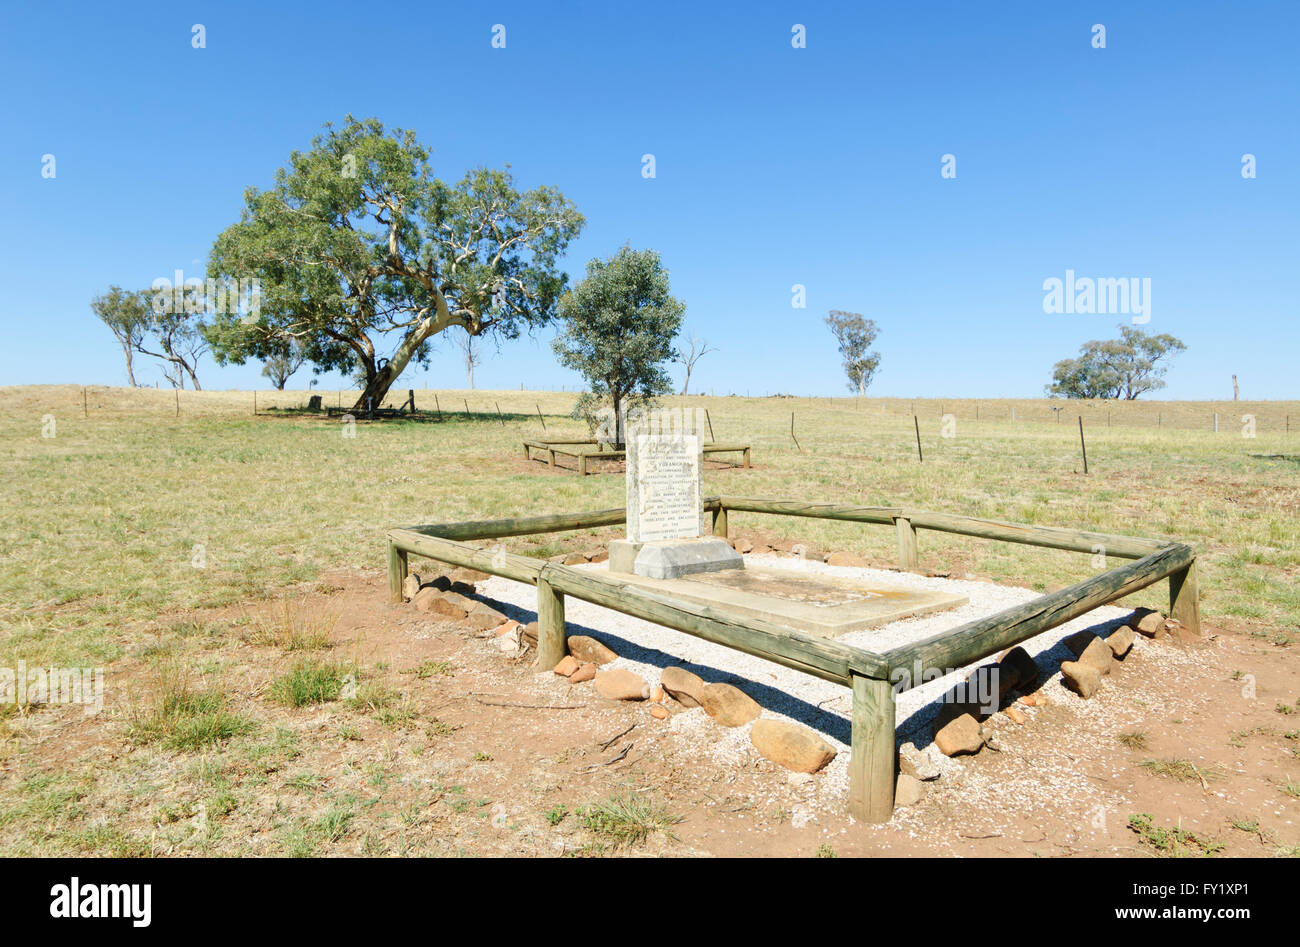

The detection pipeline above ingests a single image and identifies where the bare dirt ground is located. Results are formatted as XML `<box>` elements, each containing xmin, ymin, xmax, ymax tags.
<box><xmin>9</xmin><ymin>527</ymin><xmax>1294</xmax><ymax>859</ymax></box>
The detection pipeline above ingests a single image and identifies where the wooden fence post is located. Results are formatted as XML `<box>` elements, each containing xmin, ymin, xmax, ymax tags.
<box><xmin>1169</xmin><ymin>560</ymin><xmax>1201</xmax><ymax>635</ymax></box>
<box><xmin>387</xmin><ymin>541</ymin><xmax>408</xmax><ymax>605</ymax></box>
<box><xmin>536</xmin><ymin>574</ymin><xmax>567</xmax><ymax>670</ymax></box>
<box><xmin>712</xmin><ymin>504</ymin><xmax>729</xmax><ymax>539</ymax></box>
<box><xmin>895</xmin><ymin>516</ymin><xmax>918</xmax><ymax>570</ymax></box>
<box><xmin>848</xmin><ymin>673</ymin><xmax>895</xmax><ymax>823</ymax></box>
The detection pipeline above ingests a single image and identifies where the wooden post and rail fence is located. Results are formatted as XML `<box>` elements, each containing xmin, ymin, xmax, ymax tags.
<box><xmin>386</xmin><ymin>496</ymin><xmax>1200</xmax><ymax>824</ymax></box>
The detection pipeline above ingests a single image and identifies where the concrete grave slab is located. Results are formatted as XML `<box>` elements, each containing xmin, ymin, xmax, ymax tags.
<box><xmin>607</xmin><ymin>563</ymin><xmax>967</xmax><ymax>639</ymax></box>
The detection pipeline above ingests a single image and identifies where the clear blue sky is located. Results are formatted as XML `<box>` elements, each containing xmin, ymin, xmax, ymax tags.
<box><xmin>2</xmin><ymin>1</ymin><xmax>1296</xmax><ymax>399</ymax></box>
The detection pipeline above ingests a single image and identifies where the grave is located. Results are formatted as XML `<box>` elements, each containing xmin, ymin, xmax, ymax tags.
<box><xmin>602</xmin><ymin>429</ymin><xmax>967</xmax><ymax>636</ymax></box>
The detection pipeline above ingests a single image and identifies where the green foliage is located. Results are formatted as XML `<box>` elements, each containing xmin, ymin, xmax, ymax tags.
<box><xmin>205</xmin><ymin>115</ymin><xmax>583</xmax><ymax>408</ymax></box>
<box><xmin>269</xmin><ymin>659</ymin><xmax>355</xmax><ymax>707</ymax></box>
<box><xmin>577</xmin><ymin>792</ymin><xmax>682</xmax><ymax>846</ymax></box>
<box><xmin>1048</xmin><ymin>324</ymin><xmax>1186</xmax><ymax>399</ymax></box>
<box><xmin>92</xmin><ymin>285</ymin><xmax>207</xmax><ymax>389</ymax></box>
<box><xmin>552</xmin><ymin>245</ymin><xmax>685</xmax><ymax>441</ymax></box>
<box><xmin>823</xmin><ymin>310</ymin><xmax>881</xmax><ymax>395</ymax></box>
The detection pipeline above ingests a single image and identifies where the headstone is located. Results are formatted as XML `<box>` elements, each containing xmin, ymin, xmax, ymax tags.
<box><xmin>625</xmin><ymin>433</ymin><xmax>703</xmax><ymax>542</ymax></box>
<box><xmin>609</xmin><ymin>429</ymin><xmax>740</xmax><ymax>579</ymax></box>
<box><xmin>307</xmin><ymin>394</ymin><xmax>323</xmax><ymax>411</ymax></box>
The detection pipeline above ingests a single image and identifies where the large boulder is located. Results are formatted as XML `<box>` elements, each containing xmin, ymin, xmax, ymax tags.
<box><xmin>700</xmin><ymin>683</ymin><xmax>762</xmax><ymax>727</ymax></box>
<box><xmin>749</xmin><ymin>719</ymin><xmax>837</xmax><ymax>774</ymax></box>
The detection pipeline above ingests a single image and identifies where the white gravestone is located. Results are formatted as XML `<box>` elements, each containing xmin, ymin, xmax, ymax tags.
<box><xmin>626</xmin><ymin>433</ymin><xmax>702</xmax><ymax>542</ymax></box>
<box><xmin>609</xmin><ymin>433</ymin><xmax>741</xmax><ymax>578</ymax></box>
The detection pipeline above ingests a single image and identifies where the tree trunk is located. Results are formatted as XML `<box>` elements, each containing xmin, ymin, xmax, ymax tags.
<box><xmin>348</xmin><ymin>305</ymin><xmax>458</xmax><ymax>414</ymax></box>
<box><xmin>612</xmin><ymin>390</ymin><xmax>624</xmax><ymax>450</ymax></box>
<box><xmin>121</xmin><ymin>343</ymin><xmax>138</xmax><ymax>387</ymax></box>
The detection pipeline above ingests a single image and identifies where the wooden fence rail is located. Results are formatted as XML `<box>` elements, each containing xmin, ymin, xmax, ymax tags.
<box><xmin>385</xmin><ymin>496</ymin><xmax>1199</xmax><ymax>824</ymax></box>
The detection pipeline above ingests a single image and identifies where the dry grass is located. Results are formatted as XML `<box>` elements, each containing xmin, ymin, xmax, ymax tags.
<box><xmin>1</xmin><ymin>383</ymin><xmax>1297</xmax><ymax>856</ymax></box>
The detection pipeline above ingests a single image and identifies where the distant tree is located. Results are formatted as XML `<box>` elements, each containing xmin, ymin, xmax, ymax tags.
<box><xmin>261</xmin><ymin>336</ymin><xmax>306</xmax><ymax>389</ymax></box>
<box><xmin>1047</xmin><ymin>324</ymin><xmax>1186</xmax><ymax>400</ymax></box>
<box><xmin>824</xmin><ymin>310</ymin><xmax>881</xmax><ymax>396</ymax></box>
<box><xmin>91</xmin><ymin>285</ymin><xmax>149</xmax><ymax>386</ymax></box>
<box><xmin>205</xmin><ymin>115</ymin><xmax>584</xmax><ymax>414</ymax></box>
<box><xmin>92</xmin><ymin>286</ymin><xmax>206</xmax><ymax>389</ymax></box>
<box><xmin>139</xmin><ymin>303</ymin><xmax>207</xmax><ymax>390</ymax></box>
<box><xmin>552</xmin><ymin>246</ymin><xmax>685</xmax><ymax>446</ymax></box>
<box><xmin>675</xmin><ymin>332</ymin><xmax>716</xmax><ymax>395</ymax></box>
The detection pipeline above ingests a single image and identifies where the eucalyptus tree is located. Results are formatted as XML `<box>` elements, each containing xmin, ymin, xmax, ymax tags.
<box><xmin>205</xmin><ymin>116</ymin><xmax>584</xmax><ymax>411</ymax></box>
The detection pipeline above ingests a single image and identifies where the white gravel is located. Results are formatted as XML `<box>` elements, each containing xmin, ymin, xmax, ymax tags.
<box><xmin>476</xmin><ymin>555</ymin><xmax>1136</xmax><ymax>807</ymax></box>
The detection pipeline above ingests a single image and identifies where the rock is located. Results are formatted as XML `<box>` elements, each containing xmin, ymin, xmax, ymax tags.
<box><xmin>1005</xmin><ymin>705</ymin><xmax>1026</xmax><ymax>724</ymax></box>
<box><xmin>997</xmin><ymin>646</ymin><xmax>1039</xmax><ymax>692</ymax></box>
<box><xmin>660</xmin><ymin>667</ymin><xmax>705</xmax><ymax>708</ymax></box>
<box><xmin>1130</xmin><ymin>608</ymin><xmax>1166</xmax><ymax>638</ymax></box>
<box><xmin>934</xmin><ymin>713</ymin><xmax>985</xmax><ymax>756</ymax></box>
<box><xmin>567</xmin><ymin>635</ymin><xmax>617</xmax><ymax>666</ymax></box>
<box><xmin>587</xmin><ymin>550</ymin><xmax>609</xmax><ymax>564</ymax></box>
<box><xmin>649</xmin><ymin>705</ymin><xmax>669</xmax><ymax>720</ymax></box>
<box><xmin>466</xmin><ymin>607</ymin><xmax>508</xmax><ymax>631</ymax></box>
<box><xmin>593</xmin><ymin>669</ymin><xmax>649</xmax><ymax>701</ymax></box>
<box><xmin>749</xmin><ymin>719</ymin><xmax>837</xmax><ymax>773</ymax></box>
<box><xmin>1060</xmin><ymin>660</ymin><xmax>1101</xmax><ymax>698</ymax></box>
<box><xmin>1063</xmin><ymin>630</ymin><xmax>1099</xmax><ymax>657</ymax></box>
<box><xmin>649</xmin><ymin>686</ymin><xmax>663</xmax><ymax>702</ymax></box>
<box><xmin>412</xmin><ymin>589</ymin><xmax>468</xmax><ymax>620</ymax></box>
<box><xmin>497</xmin><ymin>626</ymin><xmax>522</xmax><ymax>654</ymax></box>
<box><xmin>553</xmin><ymin>655</ymin><xmax>580</xmax><ymax>677</ymax></box>
<box><xmin>737</xmin><ymin>539</ymin><xmax>754</xmax><ymax>555</ymax></box>
<box><xmin>934</xmin><ymin>663</ymin><xmax>1008</xmax><ymax>729</ymax></box>
<box><xmin>895</xmin><ymin>773</ymin><xmax>924</xmax><ymax>807</ymax></box>
<box><xmin>700</xmin><ymin>683</ymin><xmax>762</xmax><ymax>727</ymax></box>
<box><xmin>1078</xmin><ymin>637</ymin><xmax>1114</xmax><ymax>676</ymax></box>
<box><xmin>826</xmin><ymin>551</ymin><xmax>869</xmax><ymax>567</ymax></box>
<box><xmin>1165</xmin><ymin>620</ymin><xmax>1201</xmax><ymax>646</ymax></box>
<box><xmin>451</xmin><ymin>567</ymin><xmax>490</xmax><ymax>585</ymax></box>
<box><xmin>569</xmin><ymin>662</ymin><xmax>596</xmax><ymax>684</ymax></box>
<box><xmin>1106</xmin><ymin>625</ymin><xmax>1136</xmax><ymax>658</ymax></box>
<box><xmin>401</xmin><ymin>574</ymin><xmax>421</xmax><ymax>602</ymax></box>
<box><xmin>562</xmin><ymin>552</ymin><xmax>588</xmax><ymax>565</ymax></box>
<box><xmin>448</xmin><ymin>581</ymin><xmax>477</xmax><ymax>597</ymax></box>
<box><xmin>492</xmin><ymin>620</ymin><xmax>521</xmax><ymax>637</ymax></box>
<box><xmin>425</xmin><ymin>575</ymin><xmax>453</xmax><ymax>592</ymax></box>
<box><xmin>521</xmin><ymin>622</ymin><xmax>538</xmax><ymax>649</ymax></box>
<box><xmin>898</xmin><ymin>742</ymin><xmax>940</xmax><ymax>781</ymax></box>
